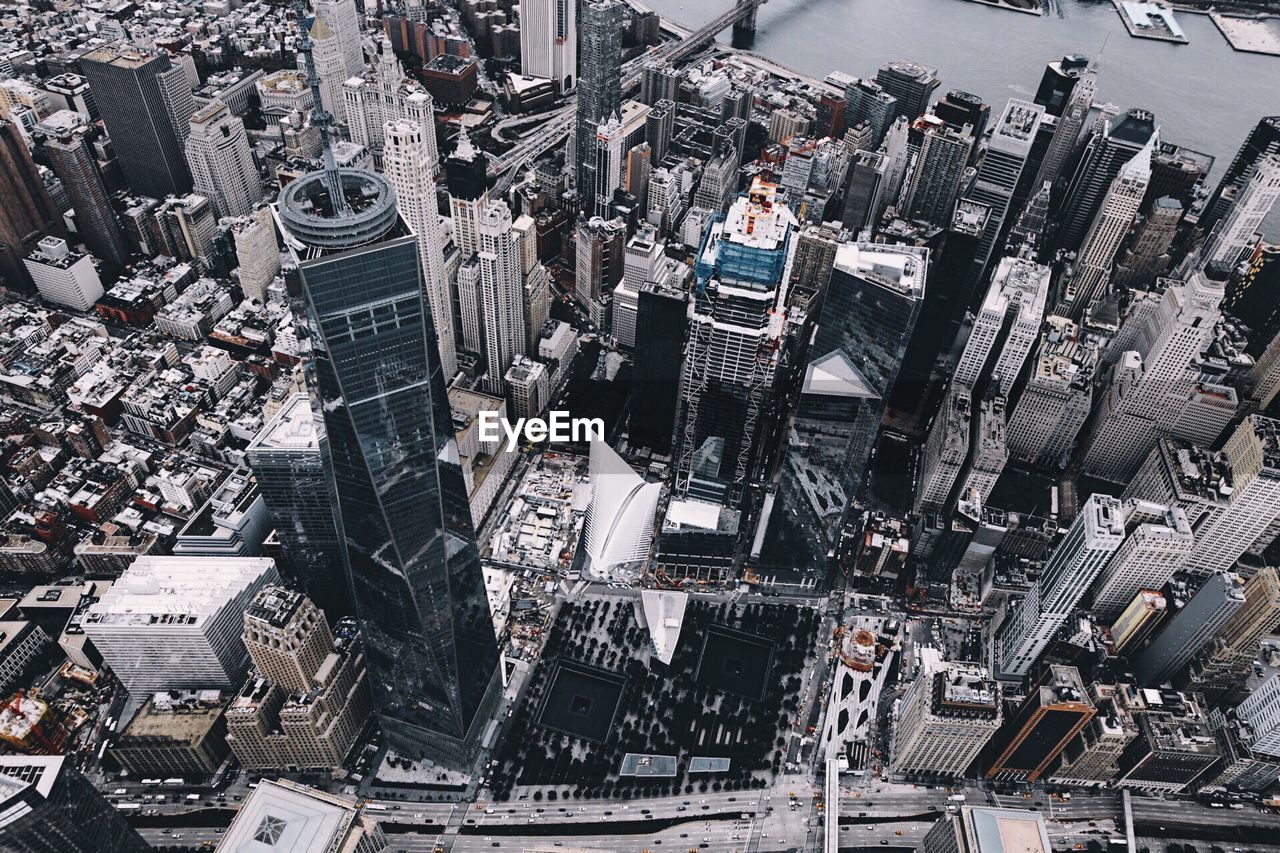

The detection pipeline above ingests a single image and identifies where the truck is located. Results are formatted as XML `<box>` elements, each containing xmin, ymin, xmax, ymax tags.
<box><xmin>949</xmin><ymin>795</ymin><xmax>966</xmax><ymax>803</ymax></box>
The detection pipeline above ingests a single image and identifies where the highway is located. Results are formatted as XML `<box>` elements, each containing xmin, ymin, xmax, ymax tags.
<box><xmin>484</xmin><ymin>0</ymin><xmax>764</xmax><ymax>181</ymax></box>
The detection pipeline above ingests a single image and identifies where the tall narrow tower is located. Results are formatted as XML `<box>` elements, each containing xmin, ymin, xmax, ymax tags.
<box><xmin>574</xmin><ymin>0</ymin><xmax>623</xmax><ymax>197</ymax></box>
<box><xmin>278</xmin><ymin>10</ymin><xmax>499</xmax><ymax>767</ymax></box>
<box><xmin>384</xmin><ymin>118</ymin><xmax>457</xmax><ymax>381</ymax></box>
<box><xmin>520</xmin><ymin>0</ymin><xmax>576</xmax><ymax>94</ymax></box>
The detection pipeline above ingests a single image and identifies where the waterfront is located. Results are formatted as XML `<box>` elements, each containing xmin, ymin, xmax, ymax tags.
<box><xmin>650</xmin><ymin>0</ymin><xmax>1280</xmax><ymax>187</ymax></box>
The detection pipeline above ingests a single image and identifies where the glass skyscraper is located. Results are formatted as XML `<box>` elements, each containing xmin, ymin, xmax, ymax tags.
<box><xmin>276</xmin><ymin>26</ymin><xmax>499</xmax><ymax>767</ymax></box>
<box><xmin>756</xmin><ymin>241</ymin><xmax>927</xmax><ymax>582</ymax></box>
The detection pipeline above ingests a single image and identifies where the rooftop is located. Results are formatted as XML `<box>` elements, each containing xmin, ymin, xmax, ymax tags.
<box><xmin>118</xmin><ymin>691</ymin><xmax>227</xmax><ymax>745</ymax></box>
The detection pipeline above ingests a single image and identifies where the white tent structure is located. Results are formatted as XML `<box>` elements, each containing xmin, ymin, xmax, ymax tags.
<box><xmin>582</xmin><ymin>440</ymin><xmax>661</xmax><ymax>582</ymax></box>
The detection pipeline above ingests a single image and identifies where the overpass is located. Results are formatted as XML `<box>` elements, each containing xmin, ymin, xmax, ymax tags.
<box><xmin>485</xmin><ymin>0</ymin><xmax>768</xmax><ymax>183</ymax></box>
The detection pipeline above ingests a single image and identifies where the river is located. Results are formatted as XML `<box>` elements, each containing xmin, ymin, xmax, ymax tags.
<box><xmin>648</xmin><ymin>0</ymin><xmax>1280</xmax><ymax>183</ymax></box>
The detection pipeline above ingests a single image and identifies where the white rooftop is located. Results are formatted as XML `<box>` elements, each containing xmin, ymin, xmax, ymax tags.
<box><xmin>638</xmin><ymin>590</ymin><xmax>688</xmax><ymax>666</ymax></box>
<box><xmin>249</xmin><ymin>393</ymin><xmax>317</xmax><ymax>452</ymax></box>
<box><xmin>83</xmin><ymin>556</ymin><xmax>276</xmax><ymax>627</ymax></box>
<box><xmin>216</xmin><ymin>779</ymin><xmax>360</xmax><ymax>853</ymax></box>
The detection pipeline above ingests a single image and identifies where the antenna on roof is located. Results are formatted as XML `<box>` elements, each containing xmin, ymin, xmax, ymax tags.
<box><xmin>293</xmin><ymin>0</ymin><xmax>349</xmax><ymax>217</ymax></box>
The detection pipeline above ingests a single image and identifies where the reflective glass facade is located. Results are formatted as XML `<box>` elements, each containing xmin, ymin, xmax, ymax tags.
<box><xmin>294</xmin><ymin>232</ymin><xmax>499</xmax><ymax>765</ymax></box>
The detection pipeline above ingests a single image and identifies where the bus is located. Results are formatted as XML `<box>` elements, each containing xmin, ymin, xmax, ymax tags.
<box><xmin>186</xmin><ymin>793</ymin><xmax>201</xmax><ymax>802</ymax></box>
<box><xmin>116</xmin><ymin>803</ymin><xmax>141</xmax><ymax>812</ymax></box>
<box><xmin>162</xmin><ymin>778</ymin><xmax>185</xmax><ymax>787</ymax></box>
<box><xmin>141</xmin><ymin>779</ymin><xmax>162</xmax><ymax>786</ymax></box>
<box><xmin>366</xmin><ymin>804</ymin><xmax>388</xmax><ymax>812</ymax></box>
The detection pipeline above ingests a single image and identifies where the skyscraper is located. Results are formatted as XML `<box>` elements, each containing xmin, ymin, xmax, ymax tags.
<box><xmin>0</xmin><ymin>756</ymin><xmax>150</xmax><ymax>853</ymax></box>
<box><xmin>520</xmin><ymin>0</ymin><xmax>576</xmax><ymax>93</ymax></box>
<box><xmin>1238</xmin><ymin>671</ymin><xmax>1280</xmax><ymax>758</ymax></box>
<box><xmin>1081</xmin><ymin>271</ymin><xmax>1225</xmax><ymax>484</ymax></box>
<box><xmin>889</xmin><ymin>648</ymin><xmax>1001</xmax><ymax>779</ymax></box>
<box><xmin>246</xmin><ymin>393</ymin><xmax>349</xmax><ymax>620</ymax></box>
<box><xmin>630</xmin><ymin>278</ymin><xmax>689</xmax><ymax>453</ymax></box>
<box><xmin>277</xmin><ymin>23</ymin><xmax>499</xmax><ymax>767</ymax></box>
<box><xmin>1201</xmin><ymin>153</ymin><xmax>1280</xmax><ymax>270</ymax></box>
<box><xmin>0</xmin><ymin>119</ymin><xmax>61</xmax><ymax>289</ymax></box>
<box><xmin>185</xmin><ymin>100</ymin><xmax>261</xmax><ymax>219</ymax></box>
<box><xmin>998</xmin><ymin>494</ymin><xmax>1124</xmax><ymax>678</ymax></box>
<box><xmin>1202</xmin><ymin>116</ymin><xmax>1280</xmax><ymax>232</ymax></box>
<box><xmin>1062</xmin><ymin>131</ymin><xmax>1155</xmax><ymax>318</ymax></box>
<box><xmin>1056</xmin><ymin>109</ymin><xmax>1157</xmax><ymax>251</ymax></box>
<box><xmin>1112</xmin><ymin>196</ymin><xmax>1183</xmax><ymax>289</ymax></box>
<box><xmin>901</xmin><ymin>115</ymin><xmax>973</xmax><ymax>227</ymax></box>
<box><xmin>384</xmin><ymin>117</ymin><xmax>457</xmax><ymax>380</ymax></box>
<box><xmin>575</xmin><ymin>0</ymin><xmax>623</xmax><ymax>197</ymax></box>
<box><xmin>1087</xmin><ymin>499</ymin><xmax>1193</xmax><ymax>620</ymax></box>
<box><xmin>80</xmin><ymin>46</ymin><xmax>192</xmax><ymax>199</ymax></box>
<box><xmin>313</xmin><ymin>0</ymin><xmax>364</xmax><ymax>78</ymax></box>
<box><xmin>874</xmin><ymin>59</ymin><xmax>940</xmax><ymax>122</ymax></box>
<box><xmin>675</xmin><ymin>177</ymin><xmax>797</xmax><ymax>508</ymax></box>
<box><xmin>473</xmin><ymin>199</ymin><xmax>526</xmax><ymax>396</ymax></box>
<box><xmin>1005</xmin><ymin>316</ymin><xmax>1100</xmax><ymax>468</ymax></box>
<box><xmin>843</xmin><ymin>79</ymin><xmax>899</xmax><ymax>148</ymax></box>
<box><xmin>759</xmin><ymin>240</ymin><xmax>926</xmax><ymax>575</ymax></box>
<box><xmin>985</xmin><ymin>665</ymin><xmax>1095</xmax><ymax>782</ymax></box>
<box><xmin>1131</xmin><ymin>570</ymin><xmax>1245</xmax><ymax>686</ymax></box>
<box><xmin>916</xmin><ymin>256</ymin><xmax>1048</xmax><ymax>513</ymax></box>
<box><xmin>343</xmin><ymin>39</ymin><xmax>437</xmax><ymax>167</ymax></box>
<box><xmin>1188</xmin><ymin>567</ymin><xmax>1280</xmax><ymax>699</ymax></box>
<box><xmin>41</xmin><ymin>131</ymin><xmax>129</xmax><ymax>269</ymax></box>
<box><xmin>446</xmin><ymin>128</ymin><xmax>489</xmax><ymax>259</ymax></box>
<box><xmin>954</xmin><ymin>100</ymin><xmax>1044</xmax><ymax>315</ymax></box>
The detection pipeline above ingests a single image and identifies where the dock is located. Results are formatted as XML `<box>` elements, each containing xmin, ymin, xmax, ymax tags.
<box><xmin>1211</xmin><ymin>11</ymin><xmax>1280</xmax><ymax>56</ymax></box>
<box><xmin>1112</xmin><ymin>0</ymin><xmax>1189</xmax><ymax>43</ymax></box>
<box><xmin>959</xmin><ymin>0</ymin><xmax>1044</xmax><ymax>17</ymax></box>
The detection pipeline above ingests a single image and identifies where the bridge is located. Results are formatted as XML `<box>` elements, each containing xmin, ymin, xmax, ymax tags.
<box><xmin>485</xmin><ymin>0</ymin><xmax>767</xmax><ymax>183</ymax></box>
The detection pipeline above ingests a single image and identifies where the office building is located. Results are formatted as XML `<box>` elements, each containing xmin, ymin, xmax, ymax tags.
<box><xmin>41</xmin><ymin>131</ymin><xmax>129</xmax><ymax>267</ymax></box>
<box><xmin>1088</xmin><ymin>500</ymin><xmax>1193</xmax><ymax>620</ymax></box>
<box><xmin>278</xmin><ymin>40</ymin><xmax>499</xmax><ymax>766</ymax></box>
<box><xmin>1057</xmin><ymin>108</ymin><xmax>1157</xmax><ymax>251</ymax></box>
<box><xmin>226</xmin><ymin>587</ymin><xmax>370</xmax><ymax>772</ymax></box>
<box><xmin>1081</xmin><ymin>271</ymin><xmax>1226</xmax><ymax>484</ymax></box>
<box><xmin>922</xmin><ymin>806</ymin><xmax>1051</xmax><ymax>853</ymax></box>
<box><xmin>1132</xmin><ymin>570</ymin><xmax>1245</xmax><ymax>686</ymax></box>
<box><xmin>1203</xmin><ymin>116</ymin><xmax>1280</xmax><ymax>233</ymax></box>
<box><xmin>446</xmin><ymin>127</ymin><xmax>489</xmax><ymax>260</ymax></box>
<box><xmin>1239</xmin><ymin>672</ymin><xmax>1280</xmax><ymax>759</ymax></box>
<box><xmin>1180</xmin><ymin>416</ymin><xmax>1280</xmax><ymax>577</ymax></box>
<box><xmin>757</xmin><ymin>240</ymin><xmax>926</xmax><ymax>577</ymax></box>
<box><xmin>1114</xmin><ymin>689</ymin><xmax>1220</xmax><ymax>793</ymax></box>
<box><xmin>675</xmin><ymin>178</ymin><xmax>797</xmax><ymax>509</ymax></box>
<box><xmin>0</xmin><ymin>756</ymin><xmax>149</xmax><ymax>853</ymax></box>
<box><xmin>890</xmin><ymin>648</ymin><xmax>1001</xmax><ymax>778</ymax></box>
<box><xmin>520</xmin><ymin>0</ymin><xmax>576</xmax><ymax>93</ymax></box>
<box><xmin>1202</xmin><ymin>153</ymin><xmax>1280</xmax><ymax>270</ymax></box>
<box><xmin>111</xmin><ymin>690</ymin><xmax>230</xmax><ymax>779</ymax></box>
<box><xmin>594</xmin><ymin>101</ymin><xmax>651</xmax><ymax>217</ymax></box>
<box><xmin>954</xmin><ymin>100</ymin><xmax>1044</xmax><ymax>314</ymax></box>
<box><xmin>1032</xmin><ymin>61</ymin><xmax>1095</xmax><ymax>191</ymax></box>
<box><xmin>1005</xmin><ymin>316</ymin><xmax>1100</xmax><ymax>468</ymax></box>
<box><xmin>0</xmin><ymin>120</ymin><xmax>60</xmax><ymax>289</ymax></box>
<box><xmin>986</xmin><ymin>665</ymin><xmax>1095</xmax><ymax>782</ymax></box>
<box><xmin>901</xmin><ymin>115</ymin><xmax>973</xmax><ymax>227</ymax></box>
<box><xmin>246</xmin><ymin>394</ymin><xmax>348</xmax><ymax>619</ymax></box>
<box><xmin>1227</xmin><ymin>242</ymin><xmax>1280</xmax><ymax>358</ymax></box>
<box><xmin>469</xmin><ymin>200</ymin><xmax>526</xmax><ymax>395</ymax></box>
<box><xmin>1189</xmin><ymin>567</ymin><xmax>1280</xmax><ymax>699</ymax></box>
<box><xmin>843</xmin><ymin>79</ymin><xmax>899</xmax><ymax>147</ymax></box>
<box><xmin>81</xmin><ymin>556</ymin><xmax>279</xmax><ymax>697</ymax></box>
<box><xmin>23</xmin><ymin>237</ymin><xmax>102</xmax><ymax>311</ymax></box>
<box><xmin>998</xmin><ymin>495</ymin><xmax>1124</xmax><ymax>679</ymax></box>
<box><xmin>79</xmin><ymin>47</ymin><xmax>192</xmax><ymax>199</ymax></box>
<box><xmin>875</xmin><ymin>60</ymin><xmax>940</xmax><ymax>122</ymax></box>
<box><xmin>573</xmin><ymin>215</ymin><xmax>625</xmax><ymax>328</ymax></box>
<box><xmin>1063</xmin><ymin>132</ymin><xmax>1155</xmax><ymax>318</ymax></box>
<box><xmin>185</xmin><ymin>100</ymin><xmax>261</xmax><ymax>219</ymax></box>
<box><xmin>343</xmin><ymin>40</ymin><xmax>437</xmax><ymax>167</ymax></box>
<box><xmin>1050</xmin><ymin>682</ymin><xmax>1139</xmax><ymax>786</ymax></box>
<box><xmin>305</xmin><ymin>13</ymin><xmax>349</xmax><ymax>123</ymax></box>
<box><xmin>215</xmin><ymin>779</ymin><xmax>386</xmax><ymax>853</ymax></box>
<box><xmin>575</xmin><ymin>0</ymin><xmax>624</xmax><ymax>196</ymax></box>
<box><xmin>917</xmin><ymin>256</ymin><xmax>1048</xmax><ymax>513</ymax></box>
<box><xmin>630</xmin><ymin>278</ymin><xmax>689</xmax><ymax>453</ymax></box>
<box><xmin>1112</xmin><ymin>196</ymin><xmax>1183</xmax><ymax>289</ymax></box>
<box><xmin>230</xmin><ymin>208</ymin><xmax>280</xmax><ymax>303</ymax></box>
<box><xmin>314</xmin><ymin>0</ymin><xmax>364</xmax><ymax>78</ymax></box>
<box><xmin>383</xmin><ymin>117</ymin><xmax>456</xmax><ymax>380</ymax></box>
